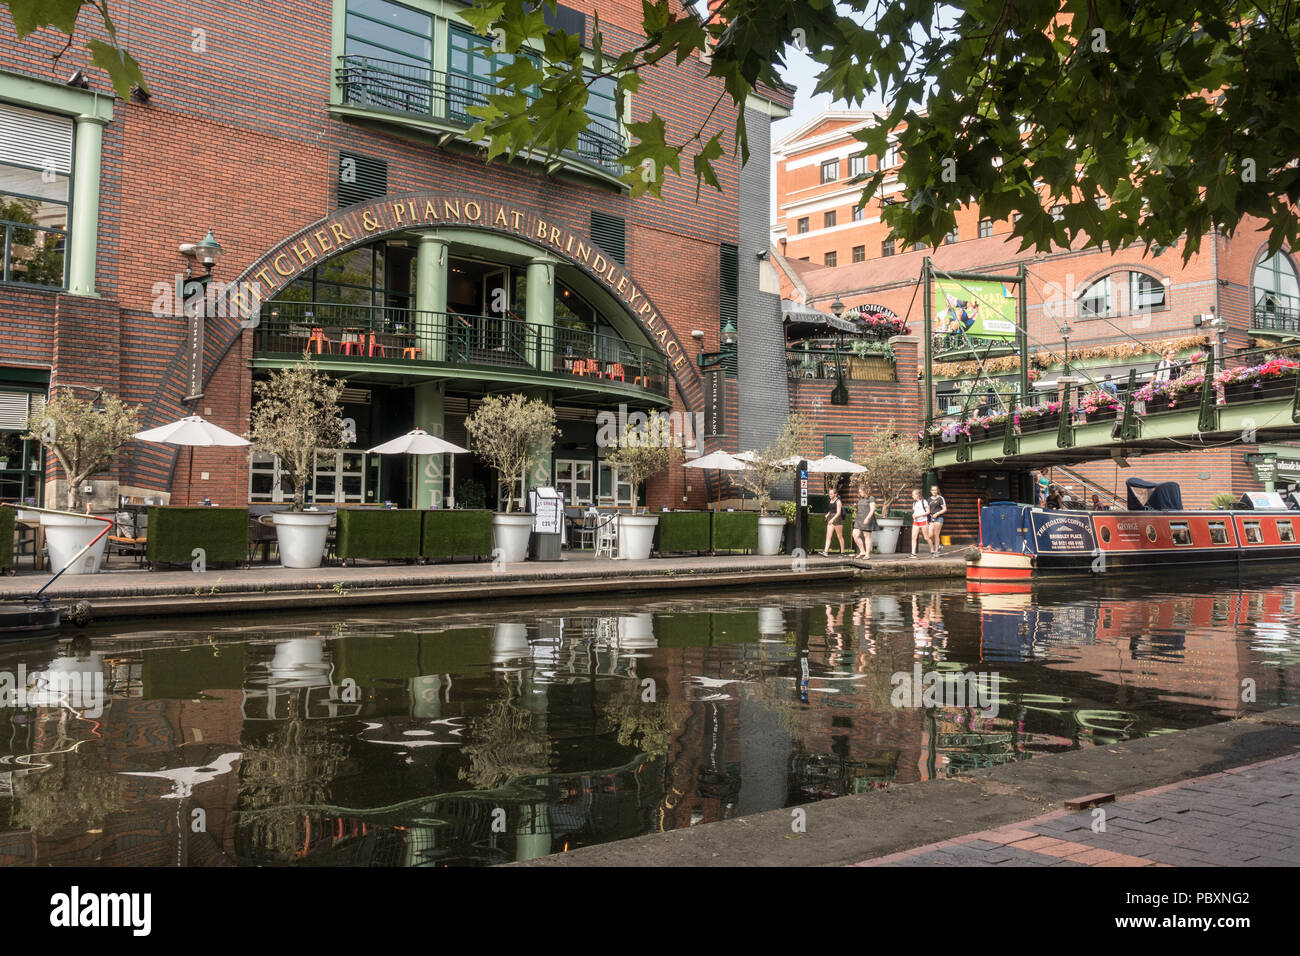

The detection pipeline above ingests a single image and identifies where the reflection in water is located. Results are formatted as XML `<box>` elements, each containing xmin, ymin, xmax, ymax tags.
<box><xmin>1</xmin><ymin>573</ymin><xmax>1299</xmax><ymax>865</ymax></box>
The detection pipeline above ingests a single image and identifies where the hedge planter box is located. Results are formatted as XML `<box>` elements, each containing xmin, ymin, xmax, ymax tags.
<box><xmin>0</xmin><ymin>506</ymin><xmax>13</xmax><ymax>571</ymax></box>
<box><xmin>491</xmin><ymin>513</ymin><xmax>533</xmax><ymax>564</ymax></box>
<box><xmin>337</xmin><ymin>508</ymin><xmax>421</xmax><ymax>562</ymax></box>
<box><xmin>618</xmin><ymin>514</ymin><xmax>659</xmax><ymax>560</ymax></box>
<box><xmin>712</xmin><ymin>510</ymin><xmax>759</xmax><ymax>553</ymax></box>
<box><xmin>423</xmin><ymin>509</ymin><xmax>493</xmax><ymax>561</ymax></box>
<box><xmin>657</xmin><ymin>511</ymin><xmax>711</xmax><ymax>554</ymax></box>
<box><xmin>1223</xmin><ymin>375</ymin><xmax>1297</xmax><ymax>404</ymax></box>
<box><xmin>147</xmin><ymin>506</ymin><xmax>249</xmax><ymax>568</ymax></box>
<box><xmin>41</xmin><ymin>512</ymin><xmax>112</xmax><ymax>574</ymax></box>
<box><xmin>272</xmin><ymin>510</ymin><xmax>334</xmax><ymax>569</ymax></box>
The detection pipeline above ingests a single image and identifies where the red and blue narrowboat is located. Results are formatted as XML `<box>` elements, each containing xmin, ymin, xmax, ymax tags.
<box><xmin>967</xmin><ymin>478</ymin><xmax>1300</xmax><ymax>587</ymax></box>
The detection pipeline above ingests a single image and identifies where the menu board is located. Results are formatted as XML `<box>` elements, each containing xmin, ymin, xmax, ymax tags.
<box><xmin>530</xmin><ymin>488</ymin><xmax>563</xmax><ymax>534</ymax></box>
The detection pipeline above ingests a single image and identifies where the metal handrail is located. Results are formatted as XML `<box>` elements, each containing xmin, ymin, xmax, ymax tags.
<box><xmin>335</xmin><ymin>54</ymin><xmax>625</xmax><ymax>174</ymax></box>
<box><xmin>256</xmin><ymin>301</ymin><xmax>669</xmax><ymax>395</ymax></box>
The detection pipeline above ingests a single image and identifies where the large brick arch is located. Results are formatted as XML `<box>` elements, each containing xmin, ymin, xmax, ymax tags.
<box><xmin>131</xmin><ymin>192</ymin><xmax>722</xmax><ymax>493</ymax></box>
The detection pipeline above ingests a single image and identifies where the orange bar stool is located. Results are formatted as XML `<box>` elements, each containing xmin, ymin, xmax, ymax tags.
<box><xmin>307</xmin><ymin>328</ymin><xmax>330</xmax><ymax>354</ymax></box>
<box><xmin>402</xmin><ymin>346</ymin><xmax>424</xmax><ymax>360</ymax></box>
<box><xmin>606</xmin><ymin>362</ymin><xmax>625</xmax><ymax>382</ymax></box>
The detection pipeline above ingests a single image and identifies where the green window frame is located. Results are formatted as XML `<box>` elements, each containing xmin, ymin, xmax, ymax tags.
<box><xmin>823</xmin><ymin>434</ymin><xmax>852</xmax><ymax>459</ymax></box>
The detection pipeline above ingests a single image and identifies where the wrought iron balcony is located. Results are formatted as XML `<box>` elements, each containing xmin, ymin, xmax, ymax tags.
<box><xmin>255</xmin><ymin>301</ymin><xmax>668</xmax><ymax>396</ymax></box>
<box><xmin>335</xmin><ymin>55</ymin><xmax>625</xmax><ymax>177</ymax></box>
<box><xmin>1253</xmin><ymin>290</ymin><xmax>1300</xmax><ymax>334</ymax></box>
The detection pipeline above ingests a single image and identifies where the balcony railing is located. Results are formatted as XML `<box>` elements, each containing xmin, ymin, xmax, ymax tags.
<box><xmin>1253</xmin><ymin>290</ymin><xmax>1300</xmax><ymax>334</ymax></box>
<box><xmin>335</xmin><ymin>55</ymin><xmax>625</xmax><ymax>176</ymax></box>
<box><xmin>255</xmin><ymin>301</ymin><xmax>668</xmax><ymax>396</ymax></box>
<box><xmin>787</xmin><ymin>347</ymin><xmax>896</xmax><ymax>381</ymax></box>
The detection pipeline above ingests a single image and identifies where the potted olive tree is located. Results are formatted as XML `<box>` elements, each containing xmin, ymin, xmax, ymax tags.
<box><xmin>605</xmin><ymin>413</ymin><xmax>682</xmax><ymax>559</ymax></box>
<box><xmin>25</xmin><ymin>387</ymin><xmax>140</xmax><ymax>574</ymax></box>
<box><xmin>250</xmin><ymin>360</ymin><xmax>349</xmax><ymax>569</ymax></box>
<box><xmin>738</xmin><ymin>414</ymin><xmax>814</xmax><ymax>555</ymax></box>
<box><xmin>855</xmin><ymin>424</ymin><xmax>931</xmax><ymax>554</ymax></box>
<box><xmin>465</xmin><ymin>393</ymin><xmax>558</xmax><ymax>563</ymax></box>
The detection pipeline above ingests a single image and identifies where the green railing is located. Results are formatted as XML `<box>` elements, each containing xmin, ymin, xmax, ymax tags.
<box><xmin>1252</xmin><ymin>290</ymin><xmax>1300</xmax><ymax>334</ymax></box>
<box><xmin>256</xmin><ymin>301</ymin><xmax>668</xmax><ymax>396</ymax></box>
<box><xmin>787</xmin><ymin>346</ymin><xmax>896</xmax><ymax>381</ymax></box>
<box><xmin>335</xmin><ymin>55</ymin><xmax>625</xmax><ymax>176</ymax></box>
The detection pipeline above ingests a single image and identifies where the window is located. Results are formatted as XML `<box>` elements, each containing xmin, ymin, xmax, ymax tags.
<box><xmin>1169</xmin><ymin>521</ymin><xmax>1193</xmax><ymax>546</ymax></box>
<box><xmin>1253</xmin><ymin>249</ymin><xmax>1300</xmax><ymax>316</ymax></box>
<box><xmin>797</xmin><ymin>217</ymin><xmax>809</xmax><ymax>234</ymax></box>
<box><xmin>447</xmin><ymin>23</ymin><xmax>537</xmax><ymax>124</ymax></box>
<box><xmin>911</xmin><ymin>242</ymin><xmax>926</xmax><ymax>252</ymax></box>
<box><xmin>555</xmin><ymin>459</ymin><xmax>593</xmax><ymax>506</ymax></box>
<box><xmin>1012</xmin><ymin>212</ymin><xmax>1023</xmax><ymax>224</ymax></box>
<box><xmin>823</xmin><ymin>434</ymin><xmax>852</xmax><ymax>459</ymax></box>
<box><xmin>824</xmin><ymin>251</ymin><xmax>837</xmax><ymax>267</ymax></box>
<box><xmin>849</xmin><ymin>153</ymin><xmax>870</xmax><ymax>178</ymax></box>
<box><xmin>251</xmin><ymin>450</ymin><xmax>366</xmax><ymax>503</ymax></box>
<box><xmin>0</xmin><ymin>103</ymin><xmax>72</xmax><ymax>288</ymax></box>
<box><xmin>1280</xmin><ymin>520</ymin><xmax>1296</xmax><ymax>543</ymax></box>
<box><xmin>824</xmin><ymin>210</ymin><xmax>837</xmax><ymax>229</ymax></box>
<box><xmin>852</xmin><ymin>245</ymin><xmax>865</xmax><ymax>263</ymax></box>
<box><xmin>1130</xmin><ymin>272</ymin><xmax>1166</xmax><ymax>312</ymax></box>
<box><xmin>345</xmin><ymin>0</ymin><xmax>433</xmax><ymax>70</ymax></box>
<box><xmin>1077</xmin><ymin>275</ymin><xmax>1112</xmax><ymax>317</ymax></box>
<box><xmin>1096</xmin><ymin>195</ymin><xmax>1109</xmax><ymax>210</ymax></box>
<box><xmin>944</xmin><ymin>226</ymin><xmax>959</xmax><ymax>244</ymax></box>
<box><xmin>1208</xmin><ymin>520</ymin><xmax>1229</xmax><ymax>544</ymax></box>
<box><xmin>821</xmin><ymin>159</ymin><xmax>839</xmax><ymax>183</ymax></box>
<box><xmin>978</xmin><ymin>218</ymin><xmax>993</xmax><ymax>238</ymax></box>
<box><xmin>1244</xmin><ymin>520</ymin><xmax>1263</xmax><ymax>543</ymax></box>
<box><xmin>1050</xmin><ymin>204</ymin><xmax>1065</xmax><ymax>221</ymax></box>
<box><xmin>852</xmin><ymin>206</ymin><xmax>866</xmax><ymax>222</ymax></box>
<box><xmin>881</xmin><ymin>240</ymin><xmax>895</xmax><ymax>257</ymax></box>
<box><xmin>882</xmin><ymin>144</ymin><xmax>898</xmax><ymax>168</ymax></box>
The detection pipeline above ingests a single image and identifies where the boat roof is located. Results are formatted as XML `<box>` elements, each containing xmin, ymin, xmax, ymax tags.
<box><xmin>1126</xmin><ymin>478</ymin><xmax>1184</xmax><ymax>511</ymax></box>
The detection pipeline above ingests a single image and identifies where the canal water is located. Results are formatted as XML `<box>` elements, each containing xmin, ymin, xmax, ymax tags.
<box><xmin>2</xmin><ymin>571</ymin><xmax>1300</xmax><ymax>866</ymax></box>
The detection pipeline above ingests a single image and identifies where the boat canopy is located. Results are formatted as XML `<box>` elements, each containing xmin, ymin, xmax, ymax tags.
<box><xmin>1126</xmin><ymin>477</ymin><xmax>1184</xmax><ymax>511</ymax></box>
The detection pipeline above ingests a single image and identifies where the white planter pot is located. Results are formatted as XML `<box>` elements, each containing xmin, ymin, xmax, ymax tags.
<box><xmin>874</xmin><ymin>517</ymin><xmax>904</xmax><ymax>555</ymax></box>
<box><xmin>492</xmin><ymin>513</ymin><xmax>534</xmax><ymax>564</ymax></box>
<box><xmin>617</xmin><ymin>514</ymin><xmax>659</xmax><ymax>560</ymax></box>
<box><xmin>757</xmin><ymin>515</ymin><xmax>787</xmax><ymax>556</ymax></box>
<box><xmin>41</xmin><ymin>513</ymin><xmax>111</xmax><ymax>574</ymax></box>
<box><xmin>272</xmin><ymin>510</ymin><xmax>334</xmax><ymax>569</ymax></box>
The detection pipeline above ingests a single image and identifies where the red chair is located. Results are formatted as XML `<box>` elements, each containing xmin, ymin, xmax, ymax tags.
<box><xmin>307</xmin><ymin>328</ymin><xmax>331</xmax><ymax>354</ymax></box>
<box><xmin>366</xmin><ymin>332</ymin><xmax>387</xmax><ymax>357</ymax></box>
<box><xmin>339</xmin><ymin>331</ymin><xmax>364</xmax><ymax>355</ymax></box>
<box><xmin>606</xmin><ymin>362</ymin><xmax>625</xmax><ymax>382</ymax></box>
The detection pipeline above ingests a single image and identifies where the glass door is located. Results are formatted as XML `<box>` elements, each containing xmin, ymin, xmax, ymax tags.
<box><xmin>555</xmin><ymin>459</ymin><xmax>593</xmax><ymax>506</ymax></box>
<box><xmin>597</xmin><ymin>462</ymin><xmax>634</xmax><ymax>507</ymax></box>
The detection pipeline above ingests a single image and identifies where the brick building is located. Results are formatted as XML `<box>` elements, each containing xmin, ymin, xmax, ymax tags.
<box><xmin>772</xmin><ymin>109</ymin><xmax>1300</xmax><ymax>535</ymax></box>
<box><xmin>0</xmin><ymin>1</ymin><xmax>793</xmax><ymax>511</ymax></box>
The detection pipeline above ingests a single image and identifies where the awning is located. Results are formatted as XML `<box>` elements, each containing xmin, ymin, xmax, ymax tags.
<box><xmin>782</xmin><ymin>299</ymin><xmax>857</xmax><ymax>335</ymax></box>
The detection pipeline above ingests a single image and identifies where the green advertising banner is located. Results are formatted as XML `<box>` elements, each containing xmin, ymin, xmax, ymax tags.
<box><xmin>934</xmin><ymin>279</ymin><xmax>1018</xmax><ymax>340</ymax></box>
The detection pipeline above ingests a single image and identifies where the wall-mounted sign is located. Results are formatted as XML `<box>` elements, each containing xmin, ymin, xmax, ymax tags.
<box><xmin>703</xmin><ymin>368</ymin><xmax>725</xmax><ymax>438</ymax></box>
<box><xmin>1030</xmin><ymin>512</ymin><xmax>1095</xmax><ymax>553</ymax></box>
<box><xmin>933</xmin><ymin>278</ymin><xmax>1018</xmax><ymax>340</ymax></box>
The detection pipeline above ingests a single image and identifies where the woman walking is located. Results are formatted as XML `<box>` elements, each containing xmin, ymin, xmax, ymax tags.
<box><xmin>910</xmin><ymin>488</ymin><xmax>929</xmax><ymax>557</ymax></box>
<box><xmin>926</xmin><ymin>484</ymin><xmax>947</xmax><ymax>556</ymax></box>
<box><xmin>853</xmin><ymin>494</ymin><xmax>878</xmax><ymax>559</ymax></box>
<box><xmin>821</xmin><ymin>487</ymin><xmax>846</xmax><ymax>556</ymax></box>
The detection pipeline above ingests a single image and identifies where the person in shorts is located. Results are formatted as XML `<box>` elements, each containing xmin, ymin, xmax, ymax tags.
<box><xmin>821</xmin><ymin>487</ymin><xmax>846</xmax><ymax>555</ymax></box>
<box><xmin>926</xmin><ymin>484</ymin><xmax>947</xmax><ymax>555</ymax></box>
<box><xmin>853</xmin><ymin>494</ymin><xmax>878</xmax><ymax>559</ymax></box>
<box><xmin>910</xmin><ymin>488</ymin><xmax>929</xmax><ymax>557</ymax></box>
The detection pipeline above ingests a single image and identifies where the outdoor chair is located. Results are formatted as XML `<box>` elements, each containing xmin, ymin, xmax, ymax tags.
<box><xmin>593</xmin><ymin>512</ymin><xmax>618</xmax><ymax>558</ymax></box>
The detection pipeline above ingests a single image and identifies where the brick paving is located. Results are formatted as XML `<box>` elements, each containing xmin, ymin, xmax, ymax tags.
<box><xmin>855</xmin><ymin>753</ymin><xmax>1300</xmax><ymax>867</ymax></box>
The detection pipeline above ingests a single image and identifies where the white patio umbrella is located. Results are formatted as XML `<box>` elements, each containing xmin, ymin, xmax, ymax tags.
<box><xmin>734</xmin><ymin>450</ymin><xmax>801</xmax><ymax>467</ymax></box>
<box><xmin>806</xmin><ymin>454</ymin><xmax>866</xmax><ymax>474</ymax></box>
<box><xmin>367</xmin><ymin>428</ymin><xmax>469</xmax><ymax>507</ymax></box>
<box><xmin>133</xmin><ymin>415</ymin><xmax>250</xmax><ymax>504</ymax></box>
<box><xmin>367</xmin><ymin>428</ymin><xmax>468</xmax><ymax>456</ymax></box>
<box><xmin>683</xmin><ymin>450</ymin><xmax>747</xmax><ymax>510</ymax></box>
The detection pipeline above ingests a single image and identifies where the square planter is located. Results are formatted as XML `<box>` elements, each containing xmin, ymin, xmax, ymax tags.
<box><xmin>1223</xmin><ymin>374</ymin><xmax>1297</xmax><ymax>404</ymax></box>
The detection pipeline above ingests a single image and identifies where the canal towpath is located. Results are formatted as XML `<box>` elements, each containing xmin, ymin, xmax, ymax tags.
<box><xmin>517</xmin><ymin>704</ymin><xmax>1300</xmax><ymax>867</ymax></box>
<box><xmin>0</xmin><ymin>548</ymin><xmax>972</xmax><ymax>621</ymax></box>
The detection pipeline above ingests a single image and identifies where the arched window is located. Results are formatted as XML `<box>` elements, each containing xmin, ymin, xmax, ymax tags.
<box><xmin>1253</xmin><ymin>250</ymin><xmax>1299</xmax><ymax>316</ymax></box>
<box><xmin>1076</xmin><ymin>271</ymin><xmax>1167</xmax><ymax>318</ymax></box>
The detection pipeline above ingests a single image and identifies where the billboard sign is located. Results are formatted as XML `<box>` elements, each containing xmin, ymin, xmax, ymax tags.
<box><xmin>934</xmin><ymin>279</ymin><xmax>1018</xmax><ymax>340</ymax></box>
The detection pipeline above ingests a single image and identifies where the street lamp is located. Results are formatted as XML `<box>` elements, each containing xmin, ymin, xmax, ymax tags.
<box><xmin>830</xmin><ymin>297</ymin><xmax>849</xmax><ymax>405</ymax></box>
<box><xmin>1057</xmin><ymin>320</ymin><xmax>1077</xmax><ymax>385</ymax></box>
<box><xmin>179</xmin><ymin>228</ymin><xmax>224</xmax><ymax>278</ymax></box>
<box><xmin>1208</xmin><ymin>310</ymin><xmax>1228</xmax><ymax>361</ymax></box>
<box><xmin>721</xmin><ymin>320</ymin><xmax>738</xmax><ymax>348</ymax></box>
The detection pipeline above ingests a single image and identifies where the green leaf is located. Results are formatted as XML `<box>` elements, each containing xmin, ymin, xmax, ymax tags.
<box><xmin>87</xmin><ymin>39</ymin><xmax>149</xmax><ymax>98</ymax></box>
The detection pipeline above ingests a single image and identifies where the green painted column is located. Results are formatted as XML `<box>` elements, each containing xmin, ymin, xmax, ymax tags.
<box><xmin>414</xmin><ymin>381</ymin><xmax>445</xmax><ymax>509</ymax></box>
<box><xmin>416</xmin><ymin>233</ymin><xmax>449</xmax><ymax>361</ymax></box>
<box><xmin>67</xmin><ymin>114</ymin><xmax>108</xmax><ymax>296</ymax></box>
<box><xmin>526</xmin><ymin>256</ymin><xmax>556</xmax><ymax>371</ymax></box>
<box><xmin>526</xmin><ymin>388</ymin><xmax>553</xmax><ymax>496</ymax></box>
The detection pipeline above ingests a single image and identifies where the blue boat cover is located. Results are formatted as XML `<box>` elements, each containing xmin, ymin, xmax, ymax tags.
<box><xmin>1126</xmin><ymin>478</ymin><xmax>1183</xmax><ymax>511</ymax></box>
<box><xmin>980</xmin><ymin>502</ymin><xmax>1032</xmax><ymax>552</ymax></box>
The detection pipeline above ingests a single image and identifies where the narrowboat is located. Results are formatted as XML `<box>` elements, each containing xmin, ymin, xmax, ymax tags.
<box><xmin>967</xmin><ymin>478</ymin><xmax>1300</xmax><ymax>587</ymax></box>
